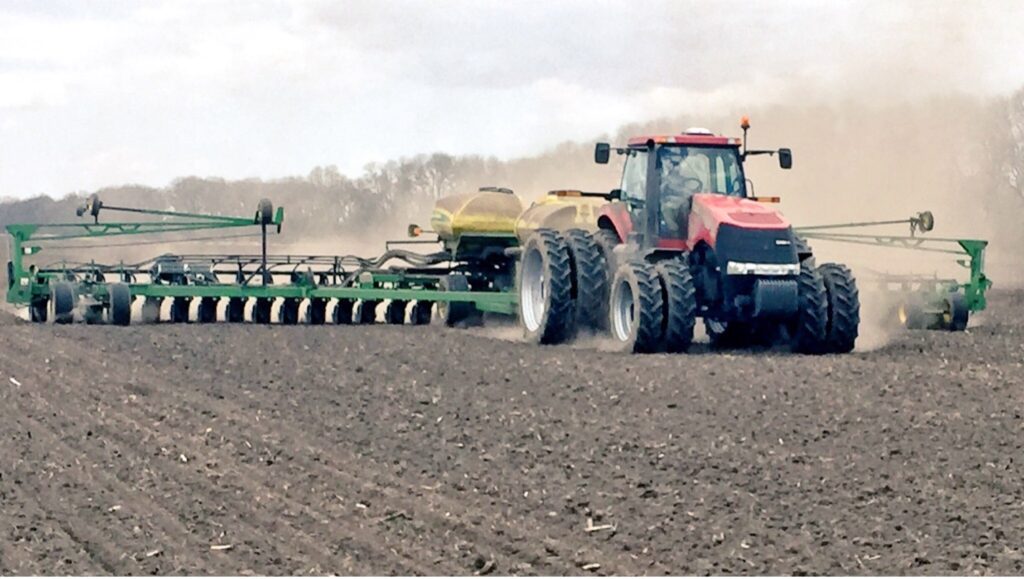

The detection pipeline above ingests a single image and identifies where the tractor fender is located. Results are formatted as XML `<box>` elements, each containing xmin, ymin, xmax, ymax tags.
<box><xmin>597</xmin><ymin>204</ymin><xmax>633</xmax><ymax>243</ymax></box>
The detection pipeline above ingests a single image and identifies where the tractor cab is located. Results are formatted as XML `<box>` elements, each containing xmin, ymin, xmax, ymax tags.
<box><xmin>595</xmin><ymin>122</ymin><xmax>792</xmax><ymax>251</ymax></box>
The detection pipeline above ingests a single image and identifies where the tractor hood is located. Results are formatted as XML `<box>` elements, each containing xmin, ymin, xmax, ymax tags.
<box><xmin>687</xmin><ymin>193</ymin><xmax>790</xmax><ymax>246</ymax></box>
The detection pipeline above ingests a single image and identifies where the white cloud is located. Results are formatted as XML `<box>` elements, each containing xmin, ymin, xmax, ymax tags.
<box><xmin>0</xmin><ymin>0</ymin><xmax>1021</xmax><ymax>198</ymax></box>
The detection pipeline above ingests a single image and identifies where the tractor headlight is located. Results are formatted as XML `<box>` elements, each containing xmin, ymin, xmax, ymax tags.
<box><xmin>726</xmin><ymin>261</ymin><xmax>800</xmax><ymax>276</ymax></box>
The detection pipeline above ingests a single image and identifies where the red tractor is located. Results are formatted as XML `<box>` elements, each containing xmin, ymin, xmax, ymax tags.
<box><xmin>515</xmin><ymin>119</ymin><xmax>860</xmax><ymax>353</ymax></box>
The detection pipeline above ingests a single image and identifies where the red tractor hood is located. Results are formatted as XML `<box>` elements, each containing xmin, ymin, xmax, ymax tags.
<box><xmin>687</xmin><ymin>193</ymin><xmax>790</xmax><ymax>247</ymax></box>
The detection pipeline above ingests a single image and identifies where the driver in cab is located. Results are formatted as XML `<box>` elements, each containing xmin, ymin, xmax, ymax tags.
<box><xmin>659</xmin><ymin>151</ymin><xmax>703</xmax><ymax>236</ymax></box>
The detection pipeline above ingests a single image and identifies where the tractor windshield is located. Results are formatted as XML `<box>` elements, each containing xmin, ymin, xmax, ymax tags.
<box><xmin>657</xmin><ymin>145</ymin><xmax>746</xmax><ymax>199</ymax></box>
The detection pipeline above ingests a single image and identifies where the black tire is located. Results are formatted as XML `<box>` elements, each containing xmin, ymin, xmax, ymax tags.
<box><xmin>608</xmin><ymin>261</ymin><xmax>664</xmax><ymax>353</ymax></box>
<box><xmin>257</xmin><ymin>198</ymin><xmax>274</xmax><ymax>225</ymax></box>
<box><xmin>108</xmin><ymin>283</ymin><xmax>132</xmax><ymax>326</ymax></box>
<box><xmin>50</xmin><ymin>282</ymin><xmax>75</xmax><ymax>324</ymax></box>
<box><xmin>943</xmin><ymin>291</ymin><xmax>970</xmax><ymax>332</ymax></box>
<box><xmin>226</xmin><ymin>298</ymin><xmax>245</xmax><ymax>323</ymax></box>
<box><xmin>253</xmin><ymin>298</ymin><xmax>273</xmax><ymax>324</ymax></box>
<box><xmin>655</xmin><ymin>259</ymin><xmax>697</xmax><ymax>353</ymax></box>
<box><xmin>333</xmin><ymin>299</ymin><xmax>354</xmax><ymax>324</ymax></box>
<box><xmin>517</xmin><ymin>229</ymin><xmax>575</xmax><ymax>344</ymax></box>
<box><xmin>564</xmin><ymin>229</ymin><xmax>609</xmax><ymax>331</ymax></box>
<box><xmin>197</xmin><ymin>298</ymin><xmax>218</xmax><ymax>324</ymax></box>
<box><xmin>278</xmin><ymin>299</ymin><xmax>300</xmax><ymax>325</ymax></box>
<box><xmin>790</xmin><ymin>263</ymin><xmax>828</xmax><ymax>354</ymax></box>
<box><xmin>170</xmin><ymin>298</ymin><xmax>191</xmax><ymax>323</ymax></box>
<box><xmin>386</xmin><ymin>300</ymin><xmax>408</xmax><ymax>324</ymax></box>
<box><xmin>818</xmin><ymin>263</ymin><xmax>859</xmax><ymax>353</ymax></box>
<box><xmin>438</xmin><ymin>274</ymin><xmax>477</xmax><ymax>327</ymax></box>
<box><xmin>29</xmin><ymin>300</ymin><xmax>48</xmax><ymax>323</ymax></box>
<box><xmin>593</xmin><ymin>228</ymin><xmax>622</xmax><ymax>271</ymax></box>
<box><xmin>356</xmin><ymin>300</ymin><xmax>378</xmax><ymax>324</ymax></box>
<box><xmin>410</xmin><ymin>301</ymin><xmax>433</xmax><ymax>325</ymax></box>
<box><xmin>793</xmin><ymin>235</ymin><xmax>815</xmax><ymax>265</ymax></box>
<box><xmin>142</xmin><ymin>297</ymin><xmax>162</xmax><ymax>323</ymax></box>
<box><xmin>305</xmin><ymin>298</ymin><xmax>327</xmax><ymax>325</ymax></box>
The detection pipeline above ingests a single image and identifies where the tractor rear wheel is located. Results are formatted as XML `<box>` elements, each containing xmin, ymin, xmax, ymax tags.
<box><xmin>333</xmin><ymin>299</ymin><xmax>354</xmax><ymax>324</ymax></box>
<box><xmin>592</xmin><ymin>228</ymin><xmax>622</xmax><ymax>271</ymax></box>
<box><xmin>790</xmin><ymin>263</ymin><xmax>828</xmax><ymax>354</ymax></box>
<box><xmin>386</xmin><ymin>300</ymin><xmax>408</xmax><ymax>324</ymax></box>
<box><xmin>50</xmin><ymin>282</ymin><xmax>75</xmax><ymax>324</ymax></box>
<box><xmin>609</xmin><ymin>261</ymin><xmax>663</xmax><ymax>353</ymax></box>
<box><xmin>518</xmin><ymin>229</ymin><xmax>574</xmax><ymax>344</ymax></box>
<box><xmin>942</xmin><ymin>291</ymin><xmax>969</xmax><ymax>331</ymax></box>
<box><xmin>226</xmin><ymin>298</ymin><xmax>245</xmax><ymax>323</ymax></box>
<box><xmin>253</xmin><ymin>298</ymin><xmax>273</xmax><ymax>324</ymax></box>
<box><xmin>108</xmin><ymin>283</ymin><xmax>132</xmax><ymax>326</ymax></box>
<box><xmin>410</xmin><ymin>301</ymin><xmax>433</xmax><ymax>325</ymax></box>
<box><xmin>356</xmin><ymin>300</ymin><xmax>378</xmax><ymax>324</ymax></box>
<box><xmin>305</xmin><ymin>298</ymin><xmax>327</xmax><ymax>325</ymax></box>
<box><xmin>142</xmin><ymin>297</ymin><xmax>162</xmax><ymax>323</ymax></box>
<box><xmin>818</xmin><ymin>263</ymin><xmax>859</xmax><ymax>353</ymax></box>
<box><xmin>278</xmin><ymin>299</ymin><xmax>300</xmax><ymax>325</ymax></box>
<box><xmin>564</xmin><ymin>229</ymin><xmax>608</xmax><ymax>331</ymax></box>
<box><xmin>197</xmin><ymin>298</ymin><xmax>218</xmax><ymax>323</ymax></box>
<box><xmin>655</xmin><ymin>259</ymin><xmax>697</xmax><ymax>353</ymax></box>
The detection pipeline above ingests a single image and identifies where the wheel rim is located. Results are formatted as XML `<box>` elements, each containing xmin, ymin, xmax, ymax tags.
<box><xmin>520</xmin><ymin>246</ymin><xmax>547</xmax><ymax>332</ymax></box>
<box><xmin>611</xmin><ymin>278</ymin><xmax>635</xmax><ymax>341</ymax></box>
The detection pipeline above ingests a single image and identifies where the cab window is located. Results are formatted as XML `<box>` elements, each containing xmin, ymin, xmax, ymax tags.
<box><xmin>620</xmin><ymin>150</ymin><xmax>648</xmax><ymax>206</ymax></box>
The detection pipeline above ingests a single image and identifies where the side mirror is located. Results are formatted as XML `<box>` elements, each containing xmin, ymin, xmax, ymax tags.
<box><xmin>778</xmin><ymin>148</ymin><xmax>793</xmax><ymax>170</ymax></box>
<box><xmin>607</xmin><ymin>189</ymin><xmax>622</xmax><ymax>200</ymax></box>
<box><xmin>594</xmin><ymin>142</ymin><xmax>610</xmax><ymax>165</ymax></box>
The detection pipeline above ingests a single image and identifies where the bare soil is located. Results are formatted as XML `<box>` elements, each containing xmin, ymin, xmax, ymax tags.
<box><xmin>1</xmin><ymin>292</ymin><xmax>1024</xmax><ymax>575</ymax></box>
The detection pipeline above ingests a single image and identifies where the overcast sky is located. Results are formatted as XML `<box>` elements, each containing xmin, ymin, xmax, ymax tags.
<box><xmin>1</xmin><ymin>0</ymin><xmax>1021</xmax><ymax>199</ymax></box>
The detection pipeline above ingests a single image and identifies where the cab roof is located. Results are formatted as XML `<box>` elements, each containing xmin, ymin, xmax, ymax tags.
<box><xmin>627</xmin><ymin>134</ymin><xmax>741</xmax><ymax>147</ymax></box>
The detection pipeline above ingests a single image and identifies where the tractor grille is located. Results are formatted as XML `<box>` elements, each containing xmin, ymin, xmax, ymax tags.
<box><xmin>715</xmin><ymin>224</ymin><xmax>798</xmax><ymax>265</ymax></box>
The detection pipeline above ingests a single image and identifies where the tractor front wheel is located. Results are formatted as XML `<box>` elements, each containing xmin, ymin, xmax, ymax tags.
<box><xmin>655</xmin><ymin>259</ymin><xmax>697</xmax><ymax>353</ymax></box>
<box><xmin>790</xmin><ymin>263</ymin><xmax>828</xmax><ymax>354</ymax></box>
<box><xmin>609</xmin><ymin>261</ymin><xmax>663</xmax><ymax>353</ymax></box>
